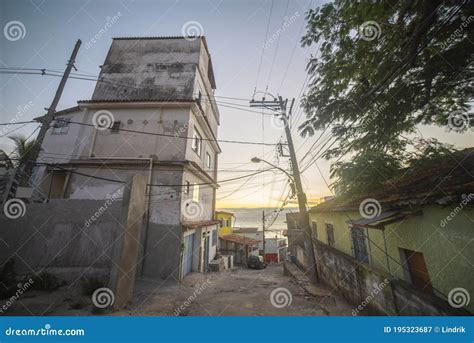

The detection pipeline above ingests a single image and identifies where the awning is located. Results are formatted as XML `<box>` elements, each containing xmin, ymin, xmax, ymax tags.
<box><xmin>346</xmin><ymin>211</ymin><xmax>412</xmax><ymax>230</ymax></box>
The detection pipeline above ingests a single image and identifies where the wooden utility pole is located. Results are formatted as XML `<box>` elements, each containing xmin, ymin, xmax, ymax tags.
<box><xmin>250</xmin><ymin>95</ymin><xmax>319</xmax><ymax>283</ymax></box>
<box><xmin>21</xmin><ymin>39</ymin><xmax>82</xmax><ymax>186</ymax></box>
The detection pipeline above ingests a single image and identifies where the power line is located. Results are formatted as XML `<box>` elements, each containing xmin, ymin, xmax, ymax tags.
<box><xmin>296</xmin><ymin>1</ymin><xmax>461</xmax><ymax>172</ymax></box>
<box><xmin>62</xmin><ymin>120</ymin><xmax>275</xmax><ymax>146</ymax></box>
<box><xmin>278</xmin><ymin>0</ymin><xmax>313</xmax><ymax>93</ymax></box>
<box><xmin>265</xmin><ymin>0</ymin><xmax>290</xmax><ymax>90</ymax></box>
<box><xmin>0</xmin><ymin>122</ymin><xmax>34</xmax><ymax>138</ymax></box>
<box><xmin>254</xmin><ymin>0</ymin><xmax>275</xmax><ymax>94</ymax></box>
<box><xmin>0</xmin><ymin>120</ymin><xmax>37</xmax><ymax>126</ymax></box>
<box><xmin>9</xmin><ymin>157</ymin><xmax>282</xmax><ymax>188</ymax></box>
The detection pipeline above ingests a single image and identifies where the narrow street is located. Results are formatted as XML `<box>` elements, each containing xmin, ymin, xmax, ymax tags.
<box><xmin>124</xmin><ymin>265</ymin><xmax>353</xmax><ymax>316</ymax></box>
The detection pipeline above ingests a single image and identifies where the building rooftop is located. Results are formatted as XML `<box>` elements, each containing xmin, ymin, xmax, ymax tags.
<box><xmin>310</xmin><ymin>148</ymin><xmax>474</xmax><ymax>213</ymax></box>
<box><xmin>91</xmin><ymin>36</ymin><xmax>215</xmax><ymax>101</ymax></box>
<box><xmin>219</xmin><ymin>234</ymin><xmax>260</xmax><ymax>246</ymax></box>
<box><xmin>215</xmin><ymin>210</ymin><xmax>234</xmax><ymax>216</ymax></box>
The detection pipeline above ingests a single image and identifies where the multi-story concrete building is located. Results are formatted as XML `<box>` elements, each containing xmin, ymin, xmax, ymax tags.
<box><xmin>32</xmin><ymin>36</ymin><xmax>221</xmax><ymax>281</ymax></box>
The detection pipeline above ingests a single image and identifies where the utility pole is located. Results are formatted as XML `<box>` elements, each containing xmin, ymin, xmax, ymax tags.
<box><xmin>250</xmin><ymin>95</ymin><xmax>319</xmax><ymax>283</ymax></box>
<box><xmin>21</xmin><ymin>39</ymin><xmax>82</xmax><ymax>186</ymax></box>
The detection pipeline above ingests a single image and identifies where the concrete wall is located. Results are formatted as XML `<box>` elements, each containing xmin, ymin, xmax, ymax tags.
<box><xmin>0</xmin><ymin>199</ymin><xmax>123</xmax><ymax>283</ymax></box>
<box><xmin>314</xmin><ymin>240</ymin><xmax>470</xmax><ymax>315</ymax></box>
<box><xmin>38</xmin><ymin>106</ymin><xmax>192</xmax><ymax>165</ymax></box>
<box><xmin>91</xmin><ymin>38</ymin><xmax>201</xmax><ymax>101</ymax></box>
<box><xmin>309</xmin><ymin>204</ymin><xmax>474</xmax><ymax>313</ymax></box>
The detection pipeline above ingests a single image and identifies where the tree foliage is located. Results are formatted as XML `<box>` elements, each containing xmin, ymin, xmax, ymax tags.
<box><xmin>299</xmin><ymin>0</ymin><xmax>473</xmax><ymax>196</ymax></box>
<box><xmin>330</xmin><ymin>138</ymin><xmax>462</xmax><ymax>197</ymax></box>
<box><xmin>2</xmin><ymin>135</ymin><xmax>37</xmax><ymax>168</ymax></box>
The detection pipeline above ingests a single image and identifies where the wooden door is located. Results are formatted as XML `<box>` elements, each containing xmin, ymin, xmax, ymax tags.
<box><xmin>404</xmin><ymin>249</ymin><xmax>433</xmax><ymax>293</ymax></box>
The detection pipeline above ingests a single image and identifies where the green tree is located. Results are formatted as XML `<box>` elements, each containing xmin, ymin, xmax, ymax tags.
<box><xmin>299</xmin><ymin>0</ymin><xmax>473</xmax><ymax>196</ymax></box>
<box><xmin>7</xmin><ymin>135</ymin><xmax>36</xmax><ymax>168</ymax></box>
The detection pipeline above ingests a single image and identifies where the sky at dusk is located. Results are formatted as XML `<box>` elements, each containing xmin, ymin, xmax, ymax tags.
<box><xmin>1</xmin><ymin>0</ymin><xmax>471</xmax><ymax>208</ymax></box>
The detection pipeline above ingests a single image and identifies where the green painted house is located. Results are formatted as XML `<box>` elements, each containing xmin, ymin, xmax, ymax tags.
<box><xmin>309</xmin><ymin>150</ymin><xmax>473</xmax><ymax>313</ymax></box>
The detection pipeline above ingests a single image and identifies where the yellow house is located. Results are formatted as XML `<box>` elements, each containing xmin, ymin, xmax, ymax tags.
<box><xmin>216</xmin><ymin>211</ymin><xmax>234</xmax><ymax>236</ymax></box>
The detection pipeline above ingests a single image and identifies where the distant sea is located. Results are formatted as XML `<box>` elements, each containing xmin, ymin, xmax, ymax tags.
<box><xmin>218</xmin><ymin>207</ymin><xmax>298</xmax><ymax>231</ymax></box>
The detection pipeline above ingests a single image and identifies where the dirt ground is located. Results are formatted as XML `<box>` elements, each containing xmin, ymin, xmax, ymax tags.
<box><xmin>2</xmin><ymin>265</ymin><xmax>353</xmax><ymax>316</ymax></box>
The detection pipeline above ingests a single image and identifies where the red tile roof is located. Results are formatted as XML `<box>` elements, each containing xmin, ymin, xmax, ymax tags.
<box><xmin>219</xmin><ymin>234</ymin><xmax>260</xmax><ymax>246</ymax></box>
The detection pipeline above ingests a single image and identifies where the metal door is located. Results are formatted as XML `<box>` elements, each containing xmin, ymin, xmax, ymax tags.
<box><xmin>204</xmin><ymin>235</ymin><xmax>210</xmax><ymax>271</ymax></box>
<box><xmin>351</xmin><ymin>227</ymin><xmax>369</xmax><ymax>263</ymax></box>
<box><xmin>182</xmin><ymin>234</ymin><xmax>194</xmax><ymax>276</ymax></box>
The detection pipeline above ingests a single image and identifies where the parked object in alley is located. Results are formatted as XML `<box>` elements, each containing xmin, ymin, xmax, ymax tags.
<box><xmin>218</xmin><ymin>234</ymin><xmax>260</xmax><ymax>265</ymax></box>
<box><xmin>247</xmin><ymin>255</ymin><xmax>267</xmax><ymax>270</ymax></box>
<box><xmin>232</xmin><ymin>227</ymin><xmax>288</xmax><ymax>263</ymax></box>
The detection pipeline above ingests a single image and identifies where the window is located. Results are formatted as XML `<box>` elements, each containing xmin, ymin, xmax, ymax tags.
<box><xmin>192</xmin><ymin>128</ymin><xmax>202</xmax><ymax>156</ymax></box>
<box><xmin>192</xmin><ymin>183</ymin><xmax>200</xmax><ymax>202</ymax></box>
<box><xmin>212</xmin><ymin>230</ymin><xmax>217</xmax><ymax>246</ymax></box>
<box><xmin>219</xmin><ymin>219</ymin><xmax>224</xmax><ymax>228</ymax></box>
<box><xmin>325</xmin><ymin>224</ymin><xmax>335</xmax><ymax>247</ymax></box>
<box><xmin>184</xmin><ymin>181</ymin><xmax>190</xmax><ymax>195</ymax></box>
<box><xmin>206</xmin><ymin>152</ymin><xmax>212</xmax><ymax>169</ymax></box>
<box><xmin>52</xmin><ymin>118</ymin><xmax>70</xmax><ymax>135</ymax></box>
<box><xmin>49</xmin><ymin>170</ymin><xmax>68</xmax><ymax>198</ymax></box>
<box><xmin>111</xmin><ymin>121</ymin><xmax>121</xmax><ymax>133</ymax></box>
<box><xmin>311</xmin><ymin>221</ymin><xmax>318</xmax><ymax>240</ymax></box>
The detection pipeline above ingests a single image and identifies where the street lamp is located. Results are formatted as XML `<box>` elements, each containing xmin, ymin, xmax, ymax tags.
<box><xmin>251</xmin><ymin>157</ymin><xmax>294</xmax><ymax>180</ymax></box>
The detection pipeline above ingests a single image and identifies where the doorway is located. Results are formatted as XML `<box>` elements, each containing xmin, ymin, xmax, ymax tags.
<box><xmin>351</xmin><ymin>227</ymin><xmax>369</xmax><ymax>263</ymax></box>
<box><xmin>399</xmin><ymin>248</ymin><xmax>433</xmax><ymax>293</ymax></box>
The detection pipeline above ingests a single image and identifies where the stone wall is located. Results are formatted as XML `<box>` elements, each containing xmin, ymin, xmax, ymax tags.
<box><xmin>314</xmin><ymin>240</ymin><xmax>470</xmax><ymax>316</ymax></box>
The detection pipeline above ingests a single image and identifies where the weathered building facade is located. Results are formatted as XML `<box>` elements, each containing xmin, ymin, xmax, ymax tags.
<box><xmin>306</xmin><ymin>150</ymin><xmax>473</xmax><ymax>314</ymax></box>
<box><xmin>32</xmin><ymin>37</ymin><xmax>221</xmax><ymax>281</ymax></box>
